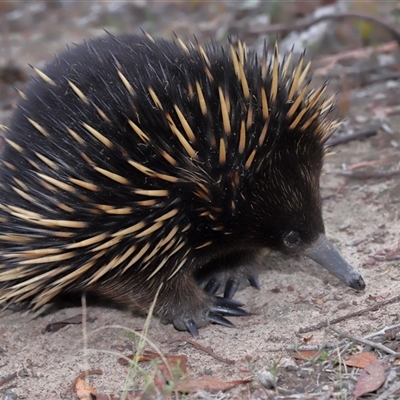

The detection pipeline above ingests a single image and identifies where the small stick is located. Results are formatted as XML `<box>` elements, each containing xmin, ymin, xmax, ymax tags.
<box><xmin>169</xmin><ymin>338</ymin><xmax>235</xmax><ymax>364</ymax></box>
<box><xmin>364</xmin><ymin>323</ymin><xmax>400</xmax><ymax>340</ymax></box>
<box><xmin>375</xmin><ymin>381</ymin><xmax>400</xmax><ymax>400</ymax></box>
<box><xmin>329</xmin><ymin>326</ymin><xmax>400</xmax><ymax>356</ymax></box>
<box><xmin>299</xmin><ymin>294</ymin><xmax>400</xmax><ymax>333</ymax></box>
<box><xmin>249</xmin><ymin>12</ymin><xmax>400</xmax><ymax>46</ymax></box>
<box><xmin>339</xmin><ymin>169</ymin><xmax>400</xmax><ymax>180</ymax></box>
<box><xmin>314</xmin><ymin>41</ymin><xmax>399</xmax><ymax>69</ymax></box>
<box><xmin>285</xmin><ymin>341</ymin><xmax>348</xmax><ymax>351</ymax></box>
<box><xmin>0</xmin><ymin>372</ymin><xmax>17</xmax><ymax>387</ymax></box>
<box><xmin>326</xmin><ymin>128</ymin><xmax>377</xmax><ymax>147</ymax></box>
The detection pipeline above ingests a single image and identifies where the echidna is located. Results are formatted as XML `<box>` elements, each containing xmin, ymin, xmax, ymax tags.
<box><xmin>0</xmin><ymin>33</ymin><xmax>365</xmax><ymax>335</ymax></box>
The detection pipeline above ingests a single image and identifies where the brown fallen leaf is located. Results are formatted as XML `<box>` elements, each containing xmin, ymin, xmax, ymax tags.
<box><xmin>176</xmin><ymin>376</ymin><xmax>252</xmax><ymax>393</ymax></box>
<box><xmin>155</xmin><ymin>355</ymin><xmax>188</xmax><ymax>378</ymax></box>
<box><xmin>353</xmin><ymin>361</ymin><xmax>385</xmax><ymax>399</ymax></box>
<box><xmin>152</xmin><ymin>354</ymin><xmax>188</xmax><ymax>392</ymax></box>
<box><xmin>70</xmin><ymin>370</ymin><xmax>103</xmax><ymax>393</ymax></box>
<box><xmin>118</xmin><ymin>350</ymin><xmax>186</xmax><ymax>367</ymax></box>
<box><xmin>345</xmin><ymin>352</ymin><xmax>378</xmax><ymax>368</ymax></box>
<box><xmin>75</xmin><ymin>377</ymin><xmax>97</xmax><ymax>399</ymax></box>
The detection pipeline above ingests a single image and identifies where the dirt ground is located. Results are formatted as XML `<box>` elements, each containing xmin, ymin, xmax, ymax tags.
<box><xmin>1</xmin><ymin>1</ymin><xmax>400</xmax><ymax>399</ymax></box>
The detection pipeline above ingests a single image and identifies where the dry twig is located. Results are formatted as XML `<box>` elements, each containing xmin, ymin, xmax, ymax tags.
<box><xmin>169</xmin><ymin>338</ymin><xmax>235</xmax><ymax>364</ymax></box>
<box><xmin>327</xmin><ymin>129</ymin><xmax>377</xmax><ymax>147</ymax></box>
<box><xmin>339</xmin><ymin>169</ymin><xmax>400</xmax><ymax>180</ymax></box>
<box><xmin>299</xmin><ymin>294</ymin><xmax>400</xmax><ymax>333</ymax></box>
<box><xmin>329</xmin><ymin>326</ymin><xmax>400</xmax><ymax>356</ymax></box>
<box><xmin>314</xmin><ymin>41</ymin><xmax>399</xmax><ymax>69</ymax></box>
<box><xmin>250</xmin><ymin>12</ymin><xmax>400</xmax><ymax>46</ymax></box>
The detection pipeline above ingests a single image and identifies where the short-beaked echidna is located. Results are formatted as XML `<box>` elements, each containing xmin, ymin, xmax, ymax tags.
<box><xmin>0</xmin><ymin>33</ymin><xmax>365</xmax><ymax>335</ymax></box>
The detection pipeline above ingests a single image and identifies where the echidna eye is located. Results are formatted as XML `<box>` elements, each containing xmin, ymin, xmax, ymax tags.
<box><xmin>283</xmin><ymin>231</ymin><xmax>301</xmax><ymax>248</ymax></box>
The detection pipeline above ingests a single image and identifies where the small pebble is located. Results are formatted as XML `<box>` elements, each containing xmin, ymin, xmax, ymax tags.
<box><xmin>298</xmin><ymin>369</ymin><xmax>309</xmax><ymax>379</ymax></box>
<box><xmin>337</xmin><ymin>302</ymin><xmax>350</xmax><ymax>310</ymax></box>
<box><xmin>372</xmin><ymin>229</ymin><xmax>385</xmax><ymax>237</ymax></box>
<box><xmin>258</xmin><ymin>370</ymin><xmax>277</xmax><ymax>389</ymax></box>
<box><xmin>3</xmin><ymin>391</ymin><xmax>18</xmax><ymax>400</ymax></box>
<box><xmin>347</xmin><ymin>238</ymin><xmax>366</xmax><ymax>246</ymax></box>
<box><xmin>338</xmin><ymin>222</ymin><xmax>350</xmax><ymax>231</ymax></box>
<box><xmin>355</xmin><ymin>115</ymin><xmax>368</xmax><ymax>123</ymax></box>
<box><xmin>363</xmin><ymin>258</ymin><xmax>377</xmax><ymax>266</ymax></box>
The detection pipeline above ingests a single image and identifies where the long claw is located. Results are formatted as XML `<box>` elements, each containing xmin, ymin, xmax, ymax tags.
<box><xmin>212</xmin><ymin>296</ymin><xmax>249</xmax><ymax>316</ymax></box>
<box><xmin>248</xmin><ymin>275</ymin><xmax>261</xmax><ymax>290</ymax></box>
<box><xmin>214</xmin><ymin>296</ymin><xmax>244</xmax><ymax>308</ymax></box>
<box><xmin>207</xmin><ymin>312</ymin><xmax>235</xmax><ymax>327</ymax></box>
<box><xmin>224</xmin><ymin>278</ymin><xmax>240</xmax><ymax>299</ymax></box>
<box><xmin>203</xmin><ymin>278</ymin><xmax>220</xmax><ymax>295</ymax></box>
<box><xmin>184</xmin><ymin>319</ymin><xmax>199</xmax><ymax>337</ymax></box>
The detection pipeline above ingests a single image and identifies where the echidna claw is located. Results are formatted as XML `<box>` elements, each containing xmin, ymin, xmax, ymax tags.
<box><xmin>200</xmin><ymin>271</ymin><xmax>261</xmax><ymax>302</ymax></box>
<box><xmin>248</xmin><ymin>275</ymin><xmax>261</xmax><ymax>290</ymax></box>
<box><xmin>206</xmin><ymin>311</ymin><xmax>236</xmax><ymax>328</ymax></box>
<box><xmin>224</xmin><ymin>278</ymin><xmax>240</xmax><ymax>299</ymax></box>
<box><xmin>203</xmin><ymin>278</ymin><xmax>220</xmax><ymax>295</ymax></box>
<box><xmin>212</xmin><ymin>296</ymin><xmax>249</xmax><ymax>317</ymax></box>
<box><xmin>214</xmin><ymin>296</ymin><xmax>244</xmax><ymax>308</ymax></box>
<box><xmin>184</xmin><ymin>318</ymin><xmax>199</xmax><ymax>337</ymax></box>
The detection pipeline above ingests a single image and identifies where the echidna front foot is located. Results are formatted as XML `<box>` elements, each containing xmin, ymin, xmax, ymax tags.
<box><xmin>160</xmin><ymin>272</ymin><xmax>248</xmax><ymax>335</ymax></box>
<box><xmin>196</xmin><ymin>251</ymin><xmax>263</xmax><ymax>300</ymax></box>
<box><xmin>172</xmin><ymin>295</ymin><xmax>249</xmax><ymax>336</ymax></box>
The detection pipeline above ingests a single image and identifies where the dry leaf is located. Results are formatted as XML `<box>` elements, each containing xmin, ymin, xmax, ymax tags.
<box><xmin>118</xmin><ymin>351</ymin><xmax>187</xmax><ymax>370</ymax></box>
<box><xmin>156</xmin><ymin>355</ymin><xmax>188</xmax><ymax>378</ymax></box>
<box><xmin>353</xmin><ymin>361</ymin><xmax>385</xmax><ymax>399</ymax></box>
<box><xmin>75</xmin><ymin>377</ymin><xmax>97</xmax><ymax>399</ymax></box>
<box><xmin>345</xmin><ymin>352</ymin><xmax>377</xmax><ymax>368</ymax></box>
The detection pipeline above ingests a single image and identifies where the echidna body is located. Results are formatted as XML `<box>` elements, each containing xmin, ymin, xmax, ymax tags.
<box><xmin>0</xmin><ymin>33</ymin><xmax>365</xmax><ymax>334</ymax></box>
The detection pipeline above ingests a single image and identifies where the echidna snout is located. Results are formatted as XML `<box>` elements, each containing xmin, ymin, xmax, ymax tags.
<box><xmin>304</xmin><ymin>235</ymin><xmax>366</xmax><ymax>290</ymax></box>
<box><xmin>0</xmin><ymin>33</ymin><xmax>366</xmax><ymax>335</ymax></box>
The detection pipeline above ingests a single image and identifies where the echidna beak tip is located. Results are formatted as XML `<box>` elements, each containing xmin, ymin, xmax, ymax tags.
<box><xmin>348</xmin><ymin>275</ymin><xmax>366</xmax><ymax>291</ymax></box>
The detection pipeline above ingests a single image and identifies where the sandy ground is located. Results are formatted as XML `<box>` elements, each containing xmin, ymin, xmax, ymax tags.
<box><xmin>0</xmin><ymin>2</ymin><xmax>400</xmax><ymax>399</ymax></box>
